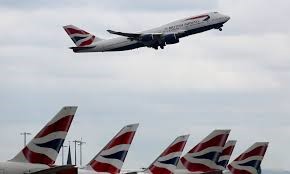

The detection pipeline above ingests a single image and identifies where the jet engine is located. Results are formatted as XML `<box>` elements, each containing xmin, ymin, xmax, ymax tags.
<box><xmin>163</xmin><ymin>34</ymin><xmax>179</xmax><ymax>44</ymax></box>
<box><xmin>140</xmin><ymin>34</ymin><xmax>154</xmax><ymax>42</ymax></box>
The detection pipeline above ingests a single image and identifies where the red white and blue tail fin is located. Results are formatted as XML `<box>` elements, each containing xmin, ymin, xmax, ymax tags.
<box><xmin>63</xmin><ymin>25</ymin><xmax>102</xmax><ymax>47</ymax></box>
<box><xmin>146</xmin><ymin>135</ymin><xmax>189</xmax><ymax>174</ymax></box>
<box><xmin>228</xmin><ymin>142</ymin><xmax>268</xmax><ymax>174</ymax></box>
<box><xmin>10</xmin><ymin>106</ymin><xmax>77</xmax><ymax>165</ymax></box>
<box><xmin>177</xmin><ymin>130</ymin><xmax>230</xmax><ymax>173</ymax></box>
<box><xmin>217</xmin><ymin>140</ymin><xmax>237</xmax><ymax>170</ymax></box>
<box><xmin>85</xmin><ymin>124</ymin><xmax>139</xmax><ymax>174</ymax></box>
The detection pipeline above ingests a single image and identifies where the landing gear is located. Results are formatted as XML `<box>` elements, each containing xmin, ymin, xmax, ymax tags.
<box><xmin>219</xmin><ymin>28</ymin><xmax>222</xmax><ymax>31</ymax></box>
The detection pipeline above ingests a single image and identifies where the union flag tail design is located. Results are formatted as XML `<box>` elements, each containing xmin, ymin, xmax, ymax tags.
<box><xmin>10</xmin><ymin>106</ymin><xmax>77</xmax><ymax>165</ymax></box>
<box><xmin>177</xmin><ymin>130</ymin><xmax>230</xmax><ymax>173</ymax></box>
<box><xmin>228</xmin><ymin>142</ymin><xmax>268</xmax><ymax>174</ymax></box>
<box><xmin>217</xmin><ymin>140</ymin><xmax>237</xmax><ymax>170</ymax></box>
<box><xmin>85</xmin><ymin>124</ymin><xmax>139</xmax><ymax>174</ymax></box>
<box><xmin>63</xmin><ymin>25</ymin><xmax>102</xmax><ymax>47</ymax></box>
<box><xmin>146</xmin><ymin>135</ymin><xmax>189</xmax><ymax>174</ymax></box>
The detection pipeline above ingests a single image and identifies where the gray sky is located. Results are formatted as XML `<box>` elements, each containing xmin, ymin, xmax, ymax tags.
<box><xmin>0</xmin><ymin>0</ymin><xmax>290</xmax><ymax>171</ymax></box>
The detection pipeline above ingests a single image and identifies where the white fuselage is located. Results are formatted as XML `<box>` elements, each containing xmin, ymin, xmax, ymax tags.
<box><xmin>74</xmin><ymin>12</ymin><xmax>230</xmax><ymax>52</ymax></box>
<box><xmin>0</xmin><ymin>162</ymin><xmax>49</xmax><ymax>174</ymax></box>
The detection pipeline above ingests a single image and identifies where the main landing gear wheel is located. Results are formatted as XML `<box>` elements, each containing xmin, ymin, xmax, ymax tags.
<box><xmin>219</xmin><ymin>28</ymin><xmax>222</xmax><ymax>31</ymax></box>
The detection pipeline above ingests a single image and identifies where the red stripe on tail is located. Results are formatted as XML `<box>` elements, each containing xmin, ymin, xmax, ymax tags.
<box><xmin>105</xmin><ymin>132</ymin><xmax>136</xmax><ymax>149</ymax></box>
<box><xmin>35</xmin><ymin>115</ymin><xmax>74</xmax><ymax>138</ymax></box>
<box><xmin>180</xmin><ymin>157</ymin><xmax>214</xmax><ymax>172</ymax></box>
<box><xmin>189</xmin><ymin>134</ymin><xmax>228</xmax><ymax>153</ymax></box>
<box><xmin>65</xmin><ymin>28</ymin><xmax>89</xmax><ymax>35</ymax></box>
<box><xmin>236</xmin><ymin>146</ymin><xmax>267</xmax><ymax>161</ymax></box>
<box><xmin>90</xmin><ymin>160</ymin><xmax>120</xmax><ymax>174</ymax></box>
<box><xmin>22</xmin><ymin>147</ymin><xmax>54</xmax><ymax>165</ymax></box>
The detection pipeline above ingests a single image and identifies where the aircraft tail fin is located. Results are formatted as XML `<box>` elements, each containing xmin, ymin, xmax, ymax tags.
<box><xmin>228</xmin><ymin>142</ymin><xmax>268</xmax><ymax>174</ymax></box>
<box><xmin>85</xmin><ymin>124</ymin><xmax>139</xmax><ymax>174</ymax></box>
<box><xmin>177</xmin><ymin>130</ymin><xmax>230</xmax><ymax>173</ymax></box>
<box><xmin>63</xmin><ymin>25</ymin><xmax>102</xmax><ymax>47</ymax></box>
<box><xmin>146</xmin><ymin>135</ymin><xmax>189</xmax><ymax>174</ymax></box>
<box><xmin>10</xmin><ymin>106</ymin><xmax>77</xmax><ymax>165</ymax></box>
<box><xmin>217</xmin><ymin>140</ymin><xmax>237</xmax><ymax>170</ymax></box>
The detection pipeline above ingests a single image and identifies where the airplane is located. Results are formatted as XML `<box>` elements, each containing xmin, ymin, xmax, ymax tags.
<box><xmin>227</xmin><ymin>142</ymin><xmax>269</xmax><ymax>174</ymax></box>
<box><xmin>63</xmin><ymin>12</ymin><xmax>230</xmax><ymax>52</ymax></box>
<box><xmin>78</xmin><ymin>123</ymin><xmax>139</xmax><ymax>174</ymax></box>
<box><xmin>124</xmin><ymin>134</ymin><xmax>189</xmax><ymax>174</ymax></box>
<box><xmin>216</xmin><ymin>140</ymin><xmax>237</xmax><ymax>171</ymax></box>
<box><xmin>0</xmin><ymin>106</ymin><xmax>78</xmax><ymax>174</ymax></box>
<box><xmin>175</xmin><ymin>130</ymin><xmax>230</xmax><ymax>174</ymax></box>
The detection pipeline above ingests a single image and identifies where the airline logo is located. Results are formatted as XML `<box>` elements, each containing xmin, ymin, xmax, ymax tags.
<box><xmin>63</xmin><ymin>25</ymin><xmax>95</xmax><ymax>47</ymax></box>
<box><xmin>185</xmin><ymin>14</ymin><xmax>210</xmax><ymax>21</ymax></box>
<box><xmin>87</xmin><ymin>124</ymin><xmax>139</xmax><ymax>174</ymax></box>
<box><xmin>217</xmin><ymin>140</ymin><xmax>237</xmax><ymax>170</ymax></box>
<box><xmin>228</xmin><ymin>142</ymin><xmax>268</xmax><ymax>174</ymax></box>
<box><xmin>177</xmin><ymin>130</ymin><xmax>230</xmax><ymax>173</ymax></box>
<box><xmin>11</xmin><ymin>106</ymin><xmax>77</xmax><ymax>165</ymax></box>
<box><xmin>147</xmin><ymin>135</ymin><xmax>189</xmax><ymax>174</ymax></box>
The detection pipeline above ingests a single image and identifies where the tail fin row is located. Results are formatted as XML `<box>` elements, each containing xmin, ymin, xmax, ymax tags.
<box><xmin>7</xmin><ymin>108</ymin><xmax>268</xmax><ymax>174</ymax></box>
<box><xmin>146</xmin><ymin>135</ymin><xmax>189</xmax><ymax>174</ymax></box>
<box><xmin>63</xmin><ymin>25</ymin><xmax>102</xmax><ymax>47</ymax></box>
<box><xmin>85</xmin><ymin>124</ymin><xmax>139</xmax><ymax>174</ymax></box>
<box><xmin>10</xmin><ymin>106</ymin><xmax>77</xmax><ymax>165</ymax></box>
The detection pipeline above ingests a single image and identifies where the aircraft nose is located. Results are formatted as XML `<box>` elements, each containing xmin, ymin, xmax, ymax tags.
<box><xmin>225</xmin><ymin>15</ymin><xmax>230</xmax><ymax>21</ymax></box>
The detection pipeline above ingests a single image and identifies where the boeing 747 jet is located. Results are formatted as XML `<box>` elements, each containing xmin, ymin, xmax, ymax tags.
<box><xmin>63</xmin><ymin>12</ymin><xmax>230</xmax><ymax>52</ymax></box>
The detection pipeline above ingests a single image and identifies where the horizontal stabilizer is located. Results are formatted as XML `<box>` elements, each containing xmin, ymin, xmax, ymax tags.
<box><xmin>69</xmin><ymin>46</ymin><xmax>95</xmax><ymax>52</ymax></box>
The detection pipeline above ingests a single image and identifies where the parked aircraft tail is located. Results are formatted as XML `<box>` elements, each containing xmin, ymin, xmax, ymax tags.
<box><xmin>85</xmin><ymin>124</ymin><xmax>139</xmax><ymax>174</ymax></box>
<box><xmin>177</xmin><ymin>129</ymin><xmax>230</xmax><ymax>173</ymax></box>
<box><xmin>217</xmin><ymin>140</ymin><xmax>237</xmax><ymax>170</ymax></box>
<box><xmin>227</xmin><ymin>142</ymin><xmax>268</xmax><ymax>174</ymax></box>
<box><xmin>63</xmin><ymin>25</ymin><xmax>102</xmax><ymax>47</ymax></box>
<box><xmin>146</xmin><ymin>135</ymin><xmax>189</xmax><ymax>174</ymax></box>
<box><xmin>10</xmin><ymin>106</ymin><xmax>77</xmax><ymax>165</ymax></box>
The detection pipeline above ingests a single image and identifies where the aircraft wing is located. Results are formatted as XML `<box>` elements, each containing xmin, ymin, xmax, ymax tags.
<box><xmin>107</xmin><ymin>30</ymin><xmax>141</xmax><ymax>38</ymax></box>
<box><xmin>107</xmin><ymin>29</ymin><xmax>186</xmax><ymax>49</ymax></box>
<box><xmin>29</xmin><ymin>165</ymin><xmax>77</xmax><ymax>174</ymax></box>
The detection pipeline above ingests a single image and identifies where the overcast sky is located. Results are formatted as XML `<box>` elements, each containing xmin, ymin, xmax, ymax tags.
<box><xmin>0</xmin><ymin>0</ymin><xmax>290</xmax><ymax>171</ymax></box>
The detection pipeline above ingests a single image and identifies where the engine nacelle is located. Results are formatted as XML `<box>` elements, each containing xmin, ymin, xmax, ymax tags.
<box><xmin>140</xmin><ymin>34</ymin><xmax>154</xmax><ymax>42</ymax></box>
<box><xmin>163</xmin><ymin>34</ymin><xmax>179</xmax><ymax>44</ymax></box>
